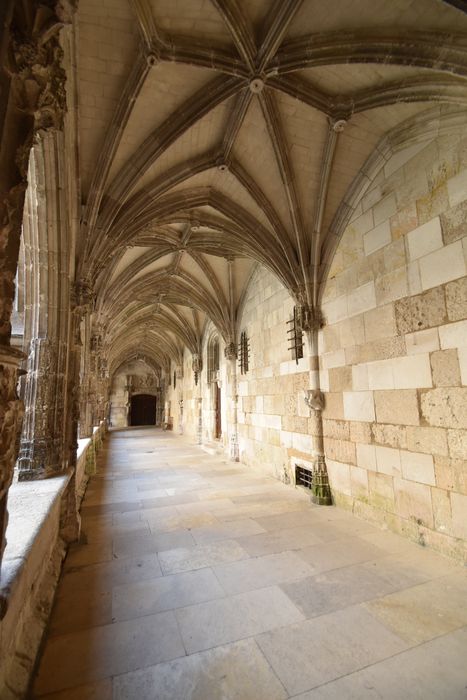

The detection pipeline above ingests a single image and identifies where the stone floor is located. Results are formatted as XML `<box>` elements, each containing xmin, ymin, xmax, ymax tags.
<box><xmin>32</xmin><ymin>428</ymin><xmax>467</xmax><ymax>699</ymax></box>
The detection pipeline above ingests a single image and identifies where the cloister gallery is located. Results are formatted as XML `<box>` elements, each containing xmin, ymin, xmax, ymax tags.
<box><xmin>1</xmin><ymin>0</ymin><xmax>467</xmax><ymax>698</ymax></box>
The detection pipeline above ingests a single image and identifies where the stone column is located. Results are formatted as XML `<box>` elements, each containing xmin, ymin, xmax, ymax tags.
<box><xmin>225</xmin><ymin>341</ymin><xmax>239</xmax><ymax>461</ymax></box>
<box><xmin>303</xmin><ymin>308</ymin><xmax>332</xmax><ymax>506</ymax></box>
<box><xmin>18</xmin><ymin>131</ymin><xmax>71</xmax><ymax>480</ymax></box>
<box><xmin>18</xmin><ymin>338</ymin><xmax>67</xmax><ymax>478</ymax></box>
<box><xmin>65</xmin><ymin>281</ymin><xmax>92</xmax><ymax>469</ymax></box>
<box><xmin>78</xmin><ymin>311</ymin><xmax>95</xmax><ymax>438</ymax></box>
<box><xmin>0</xmin><ymin>0</ymin><xmax>75</xmax><ymax>565</ymax></box>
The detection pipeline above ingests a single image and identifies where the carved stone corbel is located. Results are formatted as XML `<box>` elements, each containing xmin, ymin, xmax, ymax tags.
<box><xmin>304</xmin><ymin>389</ymin><xmax>325</xmax><ymax>412</ymax></box>
<box><xmin>224</xmin><ymin>341</ymin><xmax>237</xmax><ymax>361</ymax></box>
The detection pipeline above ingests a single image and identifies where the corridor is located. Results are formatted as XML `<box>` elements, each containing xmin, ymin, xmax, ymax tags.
<box><xmin>33</xmin><ymin>429</ymin><xmax>467</xmax><ymax>699</ymax></box>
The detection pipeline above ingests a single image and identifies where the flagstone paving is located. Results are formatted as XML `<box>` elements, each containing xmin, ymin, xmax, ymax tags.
<box><xmin>33</xmin><ymin>428</ymin><xmax>467</xmax><ymax>699</ymax></box>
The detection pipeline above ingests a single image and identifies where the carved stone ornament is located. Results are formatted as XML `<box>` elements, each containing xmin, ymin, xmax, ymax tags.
<box><xmin>224</xmin><ymin>341</ymin><xmax>237</xmax><ymax>360</ymax></box>
<box><xmin>70</xmin><ymin>280</ymin><xmax>95</xmax><ymax>315</ymax></box>
<box><xmin>9</xmin><ymin>2</ymin><xmax>77</xmax><ymax>137</ymax></box>
<box><xmin>304</xmin><ymin>389</ymin><xmax>325</xmax><ymax>412</ymax></box>
<box><xmin>295</xmin><ymin>304</ymin><xmax>324</xmax><ymax>332</ymax></box>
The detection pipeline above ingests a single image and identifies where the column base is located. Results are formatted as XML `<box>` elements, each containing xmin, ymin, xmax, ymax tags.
<box><xmin>311</xmin><ymin>457</ymin><xmax>333</xmax><ymax>506</ymax></box>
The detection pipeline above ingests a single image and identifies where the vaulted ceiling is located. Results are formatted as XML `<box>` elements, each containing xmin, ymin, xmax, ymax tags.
<box><xmin>76</xmin><ymin>0</ymin><xmax>467</xmax><ymax>373</ymax></box>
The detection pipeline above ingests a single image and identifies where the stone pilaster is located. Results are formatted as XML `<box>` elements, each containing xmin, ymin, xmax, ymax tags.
<box><xmin>197</xmin><ymin>396</ymin><xmax>203</xmax><ymax>444</ymax></box>
<box><xmin>225</xmin><ymin>341</ymin><xmax>239</xmax><ymax>462</ymax></box>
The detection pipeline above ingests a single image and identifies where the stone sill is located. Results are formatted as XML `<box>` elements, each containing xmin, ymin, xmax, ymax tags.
<box><xmin>0</xmin><ymin>472</ymin><xmax>71</xmax><ymax>617</ymax></box>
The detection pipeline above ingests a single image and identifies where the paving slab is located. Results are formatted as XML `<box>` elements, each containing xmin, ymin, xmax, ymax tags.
<box><xmin>33</xmin><ymin>428</ymin><xmax>467</xmax><ymax>699</ymax></box>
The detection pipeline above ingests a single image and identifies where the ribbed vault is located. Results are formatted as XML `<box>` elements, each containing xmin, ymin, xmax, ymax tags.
<box><xmin>75</xmin><ymin>0</ymin><xmax>467</xmax><ymax>369</ymax></box>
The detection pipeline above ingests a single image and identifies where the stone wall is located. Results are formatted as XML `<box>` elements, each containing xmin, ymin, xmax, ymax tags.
<box><xmin>109</xmin><ymin>359</ymin><xmax>161</xmax><ymax>428</ymax></box>
<box><xmin>320</xmin><ymin>130</ymin><xmax>467</xmax><ymax>561</ymax></box>
<box><xmin>237</xmin><ymin>265</ymin><xmax>314</xmax><ymax>482</ymax></box>
<box><xmin>0</xmin><ymin>476</ymin><xmax>70</xmax><ymax>699</ymax></box>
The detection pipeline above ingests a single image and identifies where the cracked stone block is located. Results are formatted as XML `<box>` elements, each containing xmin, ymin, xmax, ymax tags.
<box><xmin>395</xmin><ymin>286</ymin><xmax>447</xmax><ymax>334</ymax></box>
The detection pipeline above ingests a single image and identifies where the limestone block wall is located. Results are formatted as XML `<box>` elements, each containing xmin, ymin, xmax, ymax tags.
<box><xmin>320</xmin><ymin>131</ymin><xmax>467</xmax><ymax>561</ymax></box>
<box><xmin>237</xmin><ymin>265</ymin><xmax>313</xmax><ymax>481</ymax></box>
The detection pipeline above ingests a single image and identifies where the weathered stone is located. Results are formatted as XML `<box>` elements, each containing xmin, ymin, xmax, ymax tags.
<box><xmin>416</xmin><ymin>183</ymin><xmax>449</xmax><ymax>225</ymax></box>
<box><xmin>322</xmin><ymin>325</ymin><xmax>340</xmax><ymax>353</ymax></box>
<box><xmin>445</xmin><ymin>276</ymin><xmax>467</xmax><ymax>322</ymax></box>
<box><xmin>420</xmin><ymin>388</ymin><xmax>467</xmax><ymax>429</ymax></box>
<box><xmin>447</xmin><ymin>429</ymin><xmax>467</xmax><ymax>460</ymax></box>
<box><xmin>440</xmin><ymin>199</ymin><xmax>467</xmax><ymax>245</ymax></box>
<box><xmin>363</xmin><ymin>304</ymin><xmax>397</xmax><ymax>343</ymax></box>
<box><xmin>349</xmin><ymin>421</ymin><xmax>372</xmax><ymax>443</ymax></box>
<box><xmin>374</xmin><ymin>390</ymin><xmax>420</xmax><ymax>426</ymax></box>
<box><xmin>346</xmin><ymin>337</ymin><xmax>406</xmax><ymax>365</ymax></box>
<box><xmin>339</xmin><ymin>315</ymin><xmax>365</xmax><ymax>348</ymax></box>
<box><xmin>434</xmin><ymin>456</ymin><xmax>456</xmax><ymax>491</ymax></box>
<box><xmin>323</xmin><ymin>437</ymin><xmax>356</xmax><ymax>465</ymax></box>
<box><xmin>328</xmin><ymin>366</ymin><xmax>352</xmax><ymax>392</ymax></box>
<box><xmin>350</xmin><ymin>465</ymin><xmax>369</xmax><ymax>498</ymax></box>
<box><xmin>431</xmin><ymin>487</ymin><xmax>453</xmax><ymax>535</ymax></box>
<box><xmin>375</xmin><ymin>267</ymin><xmax>408</xmax><ymax>306</ymax></box>
<box><xmin>393</xmin><ymin>477</ymin><xmax>434</xmax><ymax>529</ymax></box>
<box><xmin>368</xmin><ymin>471</ymin><xmax>395</xmax><ymax>511</ymax></box>
<box><xmin>394</xmin><ymin>286</ymin><xmax>447</xmax><ymax>335</ymax></box>
<box><xmin>390</xmin><ymin>202</ymin><xmax>418</xmax><ymax>240</ymax></box>
<box><xmin>372</xmin><ymin>423</ymin><xmax>407</xmax><ymax>449</ymax></box>
<box><xmin>451</xmin><ymin>491</ymin><xmax>467</xmax><ymax>540</ymax></box>
<box><xmin>430</xmin><ymin>349</ymin><xmax>461</xmax><ymax>387</ymax></box>
<box><xmin>322</xmin><ymin>392</ymin><xmax>344</xmax><ymax>420</ymax></box>
<box><xmin>322</xmin><ymin>419</ymin><xmax>350</xmax><ymax>440</ymax></box>
<box><xmin>406</xmin><ymin>426</ymin><xmax>449</xmax><ymax>457</ymax></box>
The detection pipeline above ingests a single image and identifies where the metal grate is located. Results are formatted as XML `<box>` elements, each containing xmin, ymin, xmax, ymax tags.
<box><xmin>238</xmin><ymin>330</ymin><xmax>250</xmax><ymax>374</ymax></box>
<box><xmin>295</xmin><ymin>464</ymin><xmax>313</xmax><ymax>490</ymax></box>
<box><xmin>287</xmin><ymin>306</ymin><xmax>304</xmax><ymax>364</ymax></box>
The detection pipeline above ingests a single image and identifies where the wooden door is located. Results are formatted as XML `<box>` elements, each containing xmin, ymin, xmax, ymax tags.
<box><xmin>130</xmin><ymin>394</ymin><xmax>156</xmax><ymax>426</ymax></box>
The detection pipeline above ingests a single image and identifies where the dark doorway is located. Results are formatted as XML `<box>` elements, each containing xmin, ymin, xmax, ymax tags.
<box><xmin>215</xmin><ymin>385</ymin><xmax>222</xmax><ymax>439</ymax></box>
<box><xmin>130</xmin><ymin>394</ymin><xmax>156</xmax><ymax>426</ymax></box>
